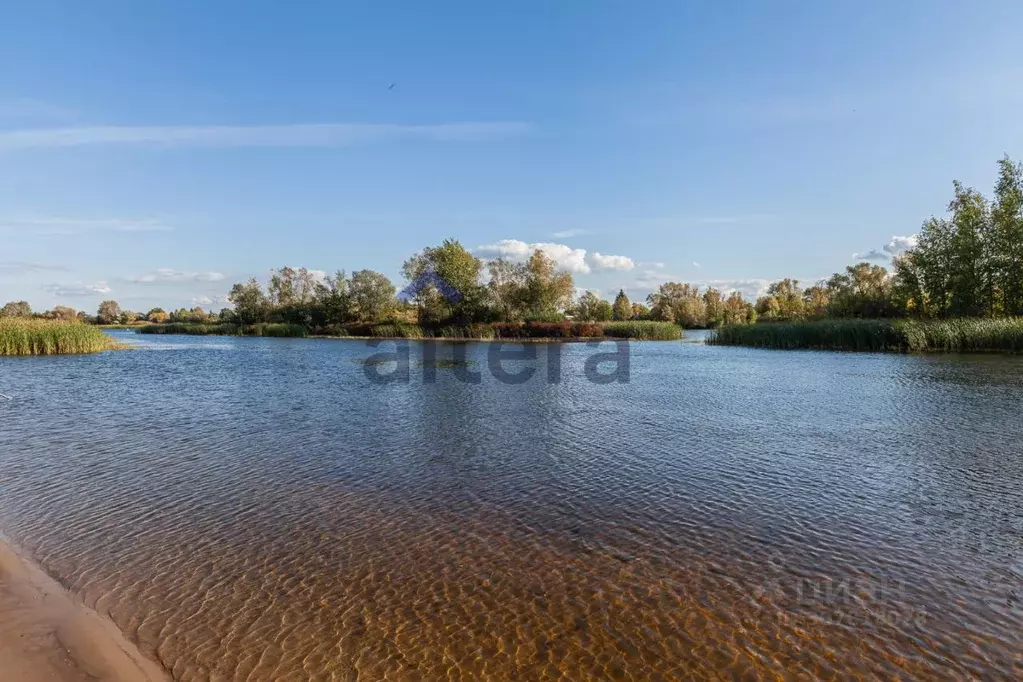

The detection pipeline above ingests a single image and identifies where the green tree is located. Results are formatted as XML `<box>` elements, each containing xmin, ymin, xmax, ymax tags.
<box><xmin>826</xmin><ymin>263</ymin><xmax>892</xmax><ymax>318</ymax></box>
<box><xmin>0</xmin><ymin>301</ymin><xmax>32</xmax><ymax>318</ymax></box>
<box><xmin>702</xmin><ymin>288</ymin><xmax>725</xmax><ymax>327</ymax></box>
<box><xmin>572</xmin><ymin>291</ymin><xmax>605</xmax><ymax>320</ymax></box>
<box><xmin>402</xmin><ymin>239</ymin><xmax>485</xmax><ymax>324</ymax></box>
<box><xmin>228</xmin><ymin>279</ymin><xmax>268</xmax><ymax>324</ymax></box>
<box><xmin>612</xmin><ymin>289</ymin><xmax>631</xmax><ymax>321</ymax></box>
<box><xmin>646</xmin><ymin>282</ymin><xmax>701</xmax><ymax>322</ymax></box>
<box><xmin>520</xmin><ymin>250</ymin><xmax>573</xmax><ymax>319</ymax></box>
<box><xmin>990</xmin><ymin>155</ymin><xmax>1023</xmax><ymax>314</ymax></box>
<box><xmin>349</xmin><ymin>270</ymin><xmax>396</xmax><ymax>321</ymax></box>
<box><xmin>314</xmin><ymin>270</ymin><xmax>352</xmax><ymax>326</ymax></box>
<box><xmin>96</xmin><ymin>300</ymin><xmax>121</xmax><ymax>324</ymax></box>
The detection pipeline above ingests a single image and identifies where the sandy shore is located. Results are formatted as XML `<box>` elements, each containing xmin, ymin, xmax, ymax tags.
<box><xmin>0</xmin><ymin>538</ymin><xmax>168</xmax><ymax>682</ymax></box>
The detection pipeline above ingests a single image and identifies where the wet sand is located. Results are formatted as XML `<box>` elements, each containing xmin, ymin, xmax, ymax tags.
<box><xmin>0</xmin><ymin>539</ymin><xmax>166</xmax><ymax>682</ymax></box>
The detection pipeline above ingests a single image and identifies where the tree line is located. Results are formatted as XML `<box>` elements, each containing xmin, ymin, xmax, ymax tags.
<box><xmin>3</xmin><ymin>156</ymin><xmax>1020</xmax><ymax>330</ymax></box>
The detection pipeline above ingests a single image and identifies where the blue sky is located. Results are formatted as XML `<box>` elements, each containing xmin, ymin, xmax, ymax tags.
<box><xmin>2</xmin><ymin>1</ymin><xmax>1022</xmax><ymax>312</ymax></box>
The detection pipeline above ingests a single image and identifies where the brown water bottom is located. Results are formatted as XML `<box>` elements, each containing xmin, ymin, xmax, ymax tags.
<box><xmin>12</xmin><ymin>480</ymin><xmax>1019</xmax><ymax>682</ymax></box>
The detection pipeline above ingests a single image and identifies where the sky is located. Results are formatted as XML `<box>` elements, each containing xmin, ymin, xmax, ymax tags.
<box><xmin>2</xmin><ymin>0</ymin><xmax>1022</xmax><ymax>312</ymax></box>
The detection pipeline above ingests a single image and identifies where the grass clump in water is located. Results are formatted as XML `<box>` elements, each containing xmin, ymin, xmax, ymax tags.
<box><xmin>601</xmin><ymin>321</ymin><xmax>683</xmax><ymax>340</ymax></box>
<box><xmin>0</xmin><ymin>319</ymin><xmax>118</xmax><ymax>356</ymax></box>
<box><xmin>709</xmin><ymin>318</ymin><xmax>1023</xmax><ymax>353</ymax></box>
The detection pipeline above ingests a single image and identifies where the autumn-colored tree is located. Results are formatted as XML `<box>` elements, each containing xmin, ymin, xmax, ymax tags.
<box><xmin>96</xmin><ymin>300</ymin><xmax>121</xmax><ymax>324</ymax></box>
<box><xmin>612</xmin><ymin>290</ymin><xmax>631</xmax><ymax>321</ymax></box>
<box><xmin>0</xmin><ymin>301</ymin><xmax>32</xmax><ymax>318</ymax></box>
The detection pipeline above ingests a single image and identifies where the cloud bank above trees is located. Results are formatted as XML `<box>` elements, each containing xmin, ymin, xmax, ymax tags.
<box><xmin>473</xmin><ymin>239</ymin><xmax>634</xmax><ymax>274</ymax></box>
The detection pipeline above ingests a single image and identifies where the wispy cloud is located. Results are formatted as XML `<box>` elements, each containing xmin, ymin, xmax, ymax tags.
<box><xmin>192</xmin><ymin>294</ymin><xmax>230</xmax><ymax>307</ymax></box>
<box><xmin>692</xmin><ymin>261</ymin><xmax>702</xmax><ymax>268</ymax></box>
<box><xmin>43</xmin><ymin>281</ymin><xmax>111</xmax><ymax>297</ymax></box>
<box><xmin>124</xmin><ymin>268</ymin><xmax>226</xmax><ymax>284</ymax></box>
<box><xmin>0</xmin><ymin>216</ymin><xmax>171</xmax><ymax>235</ymax></box>
<box><xmin>0</xmin><ymin>97</ymin><xmax>76</xmax><ymax>120</ymax></box>
<box><xmin>852</xmin><ymin>249</ymin><xmax>887</xmax><ymax>261</ymax></box>
<box><xmin>0</xmin><ymin>122</ymin><xmax>531</xmax><ymax>151</ymax></box>
<box><xmin>551</xmin><ymin>228</ymin><xmax>589</xmax><ymax>239</ymax></box>
<box><xmin>0</xmin><ymin>261</ymin><xmax>69</xmax><ymax>275</ymax></box>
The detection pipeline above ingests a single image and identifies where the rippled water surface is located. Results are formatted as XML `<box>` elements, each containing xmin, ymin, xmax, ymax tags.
<box><xmin>1</xmin><ymin>333</ymin><xmax>1021</xmax><ymax>680</ymax></box>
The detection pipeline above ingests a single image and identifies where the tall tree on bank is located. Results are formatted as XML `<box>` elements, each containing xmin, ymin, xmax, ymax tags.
<box><xmin>96</xmin><ymin>300</ymin><xmax>121</xmax><ymax>324</ymax></box>
<box><xmin>612</xmin><ymin>289</ymin><xmax>631</xmax><ymax>321</ymax></box>
<box><xmin>402</xmin><ymin>239</ymin><xmax>485</xmax><ymax>324</ymax></box>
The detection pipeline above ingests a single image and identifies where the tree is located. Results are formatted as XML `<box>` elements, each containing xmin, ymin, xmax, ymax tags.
<box><xmin>572</xmin><ymin>291</ymin><xmax>605</xmax><ymax>320</ymax></box>
<box><xmin>612</xmin><ymin>290</ymin><xmax>631</xmax><ymax>321</ymax></box>
<box><xmin>51</xmin><ymin>306</ymin><xmax>77</xmax><ymax>321</ymax></box>
<box><xmin>349</xmin><ymin>270</ymin><xmax>396</xmax><ymax>321</ymax></box>
<box><xmin>487</xmin><ymin>258</ymin><xmax>526</xmax><ymax>321</ymax></box>
<box><xmin>147</xmin><ymin>308</ymin><xmax>169</xmax><ymax>323</ymax></box>
<box><xmin>96</xmin><ymin>300</ymin><xmax>121</xmax><ymax>324</ymax></box>
<box><xmin>402</xmin><ymin>239</ymin><xmax>485</xmax><ymax>324</ymax></box>
<box><xmin>314</xmin><ymin>270</ymin><xmax>352</xmax><ymax>326</ymax></box>
<box><xmin>989</xmin><ymin>155</ymin><xmax>1023</xmax><ymax>315</ymax></box>
<box><xmin>757</xmin><ymin>279</ymin><xmax>805</xmax><ymax>320</ymax></box>
<box><xmin>228</xmin><ymin>279</ymin><xmax>268</xmax><ymax>324</ymax></box>
<box><xmin>0</xmin><ymin>301</ymin><xmax>32</xmax><ymax>318</ymax></box>
<box><xmin>825</xmin><ymin>263</ymin><xmax>892</xmax><ymax>318</ymax></box>
<box><xmin>802</xmin><ymin>284</ymin><xmax>831</xmax><ymax>319</ymax></box>
<box><xmin>631</xmin><ymin>302</ymin><xmax>649</xmax><ymax>320</ymax></box>
<box><xmin>520</xmin><ymin>250</ymin><xmax>574</xmax><ymax>319</ymax></box>
<box><xmin>646</xmin><ymin>282</ymin><xmax>702</xmax><ymax>323</ymax></box>
<box><xmin>702</xmin><ymin>288</ymin><xmax>725</xmax><ymax>327</ymax></box>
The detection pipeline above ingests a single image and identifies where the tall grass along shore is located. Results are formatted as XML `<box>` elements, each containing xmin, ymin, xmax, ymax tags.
<box><xmin>0</xmin><ymin>319</ymin><xmax>120</xmax><ymax>356</ymax></box>
<box><xmin>137</xmin><ymin>320</ymin><xmax>683</xmax><ymax>341</ymax></box>
<box><xmin>709</xmin><ymin>318</ymin><xmax>1023</xmax><ymax>353</ymax></box>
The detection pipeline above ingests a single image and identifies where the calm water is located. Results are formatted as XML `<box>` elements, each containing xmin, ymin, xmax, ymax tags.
<box><xmin>1</xmin><ymin>332</ymin><xmax>1021</xmax><ymax>681</ymax></box>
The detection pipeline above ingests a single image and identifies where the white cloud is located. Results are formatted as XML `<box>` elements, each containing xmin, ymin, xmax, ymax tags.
<box><xmin>124</xmin><ymin>268</ymin><xmax>226</xmax><ymax>284</ymax></box>
<box><xmin>588</xmin><ymin>252</ymin><xmax>635</xmax><ymax>271</ymax></box>
<box><xmin>473</xmin><ymin>239</ymin><xmax>635</xmax><ymax>274</ymax></box>
<box><xmin>852</xmin><ymin>249</ymin><xmax>887</xmax><ymax>261</ymax></box>
<box><xmin>191</xmin><ymin>294</ymin><xmax>230</xmax><ymax>307</ymax></box>
<box><xmin>474</xmin><ymin>239</ymin><xmax>591</xmax><ymax>273</ymax></box>
<box><xmin>883</xmin><ymin>234</ymin><xmax>918</xmax><ymax>256</ymax></box>
<box><xmin>0</xmin><ymin>122</ymin><xmax>531</xmax><ymax>151</ymax></box>
<box><xmin>852</xmin><ymin>235</ymin><xmax>919</xmax><ymax>261</ymax></box>
<box><xmin>551</xmin><ymin>229</ymin><xmax>588</xmax><ymax>239</ymax></box>
<box><xmin>43</xmin><ymin>281</ymin><xmax>111</xmax><ymax>297</ymax></box>
<box><xmin>692</xmin><ymin>261</ymin><xmax>701</xmax><ymax>268</ymax></box>
<box><xmin>0</xmin><ymin>261</ymin><xmax>68</xmax><ymax>275</ymax></box>
<box><xmin>0</xmin><ymin>216</ymin><xmax>171</xmax><ymax>235</ymax></box>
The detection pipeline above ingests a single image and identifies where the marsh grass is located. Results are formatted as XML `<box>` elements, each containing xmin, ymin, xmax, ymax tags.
<box><xmin>601</xmin><ymin>321</ymin><xmax>684</xmax><ymax>340</ymax></box>
<box><xmin>709</xmin><ymin>318</ymin><xmax>1023</xmax><ymax>353</ymax></box>
<box><xmin>138</xmin><ymin>320</ymin><xmax>684</xmax><ymax>341</ymax></box>
<box><xmin>0</xmin><ymin>319</ymin><xmax>118</xmax><ymax>356</ymax></box>
<box><xmin>138</xmin><ymin>323</ymin><xmax>307</xmax><ymax>337</ymax></box>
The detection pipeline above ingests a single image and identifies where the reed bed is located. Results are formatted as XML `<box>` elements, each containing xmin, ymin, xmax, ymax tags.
<box><xmin>709</xmin><ymin>318</ymin><xmax>1023</xmax><ymax>353</ymax></box>
<box><xmin>137</xmin><ymin>320</ymin><xmax>684</xmax><ymax>341</ymax></box>
<box><xmin>0</xmin><ymin>319</ymin><xmax>117</xmax><ymax>356</ymax></box>
<box><xmin>137</xmin><ymin>323</ymin><xmax>307</xmax><ymax>337</ymax></box>
<box><xmin>601</xmin><ymin>321</ymin><xmax>684</xmax><ymax>340</ymax></box>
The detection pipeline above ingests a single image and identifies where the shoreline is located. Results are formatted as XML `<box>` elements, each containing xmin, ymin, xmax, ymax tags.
<box><xmin>0</xmin><ymin>536</ymin><xmax>168</xmax><ymax>682</ymax></box>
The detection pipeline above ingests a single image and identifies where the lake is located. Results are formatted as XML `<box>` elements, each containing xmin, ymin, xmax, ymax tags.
<box><xmin>1</xmin><ymin>332</ymin><xmax>1021</xmax><ymax>680</ymax></box>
